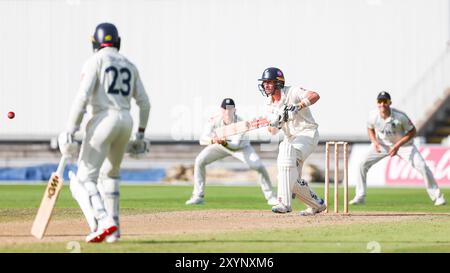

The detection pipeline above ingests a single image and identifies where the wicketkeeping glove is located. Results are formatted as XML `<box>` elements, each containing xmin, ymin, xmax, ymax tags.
<box><xmin>268</xmin><ymin>112</ymin><xmax>283</xmax><ymax>129</ymax></box>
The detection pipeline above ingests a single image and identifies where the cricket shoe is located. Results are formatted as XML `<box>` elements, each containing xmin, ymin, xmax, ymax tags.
<box><xmin>349</xmin><ymin>196</ymin><xmax>365</xmax><ymax>205</ymax></box>
<box><xmin>105</xmin><ymin>230</ymin><xmax>121</xmax><ymax>243</ymax></box>
<box><xmin>299</xmin><ymin>199</ymin><xmax>327</xmax><ymax>216</ymax></box>
<box><xmin>267</xmin><ymin>196</ymin><xmax>278</xmax><ymax>206</ymax></box>
<box><xmin>86</xmin><ymin>219</ymin><xmax>118</xmax><ymax>243</ymax></box>
<box><xmin>271</xmin><ymin>203</ymin><xmax>292</xmax><ymax>213</ymax></box>
<box><xmin>435</xmin><ymin>194</ymin><xmax>446</xmax><ymax>206</ymax></box>
<box><xmin>185</xmin><ymin>195</ymin><xmax>204</xmax><ymax>205</ymax></box>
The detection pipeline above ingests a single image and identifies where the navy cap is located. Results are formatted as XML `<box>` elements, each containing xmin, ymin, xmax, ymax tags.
<box><xmin>221</xmin><ymin>98</ymin><xmax>235</xmax><ymax>109</ymax></box>
<box><xmin>377</xmin><ymin>91</ymin><xmax>391</xmax><ymax>100</ymax></box>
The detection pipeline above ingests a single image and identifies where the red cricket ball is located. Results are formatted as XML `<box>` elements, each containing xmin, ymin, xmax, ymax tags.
<box><xmin>7</xmin><ymin>111</ymin><xmax>15</xmax><ymax>119</ymax></box>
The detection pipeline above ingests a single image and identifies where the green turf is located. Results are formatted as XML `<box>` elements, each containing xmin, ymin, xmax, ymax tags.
<box><xmin>3</xmin><ymin>216</ymin><xmax>450</xmax><ymax>253</ymax></box>
<box><xmin>0</xmin><ymin>184</ymin><xmax>449</xmax><ymax>252</ymax></box>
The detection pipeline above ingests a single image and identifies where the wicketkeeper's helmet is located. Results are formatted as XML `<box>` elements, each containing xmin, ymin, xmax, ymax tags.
<box><xmin>92</xmin><ymin>22</ymin><xmax>121</xmax><ymax>52</ymax></box>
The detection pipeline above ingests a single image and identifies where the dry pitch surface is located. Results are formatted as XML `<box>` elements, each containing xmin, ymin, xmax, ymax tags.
<box><xmin>1</xmin><ymin>210</ymin><xmax>448</xmax><ymax>245</ymax></box>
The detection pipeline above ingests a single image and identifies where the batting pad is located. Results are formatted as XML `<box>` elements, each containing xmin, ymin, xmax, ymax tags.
<box><xmin>99</xmin><ymin>177</ymin><xmax>120</xmax><ymax>228</ymax></box>
<box><xmin>82</xmin><ymin>180</ymin><xmax>108</xmax><ymax>221</ymax></box>
<box><xmin>277</xmin><ymin>141</ymin><xmax>299</xmax><ymax>208</ymax></box>
<box><xmin>69</xmin><ymin>171</ymin><xmax>98</xmax><ymax>232</ymax></box>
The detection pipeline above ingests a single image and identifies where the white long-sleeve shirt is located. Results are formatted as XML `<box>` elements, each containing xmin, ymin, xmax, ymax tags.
<box><xmin>66</xmin><ymin>47</ymin><xmax>150</xmax><ymax>133</ymax></box>
<box><xmin>199</xmin><ymin>114</ymin><xmax>250</xmax><ymax>150</ymax></box>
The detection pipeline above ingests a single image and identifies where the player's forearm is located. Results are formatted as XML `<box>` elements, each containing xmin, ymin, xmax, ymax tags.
<box><xmin>138</xmin><ymin>101</ymin><xmax>150</xmax><ymax>129</ymax></box>
<box><xmin>295</xmin><ymin>91</ymin><xmax>320</xmax><ymax>109</ymax></box>
<box><xmin>394</xmin><ymin>127</ymin><xmax>416</xmax><ymax>148</ymax></box>
<box><xmin>304</xmin><ymin>91</ymin><xmax>320</xmax><ymax>105</ymax></box>
<box><xmin>367</xmin><ymin>128</ymin><xmax>379</xmax><ymax>144</ymax></box>
<box><xmin>134</xmin><ymin>76</ymin><xmax>151</xmax><ymax>129</ymax></box>
<box><xmin>134</xmin><ymin>86</ymin><xmax>150</xmax><ymax>130</ymax></box>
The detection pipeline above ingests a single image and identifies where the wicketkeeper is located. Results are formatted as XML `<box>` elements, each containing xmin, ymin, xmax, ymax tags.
<box><xmin>185</xmin><ymin>98</ymin><xmax>277</xmax><ymax>206</ymax></box>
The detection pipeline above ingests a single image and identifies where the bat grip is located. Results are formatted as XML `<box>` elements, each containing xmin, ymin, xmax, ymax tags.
<box><xmin>55</xmin><ymin>156</ymin><xmax>68</xmax><ymax>177</ymax></box>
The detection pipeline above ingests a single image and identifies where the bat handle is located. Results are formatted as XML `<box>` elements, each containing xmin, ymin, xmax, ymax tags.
<box><xmin>55</xmin><ymin>156</ymin><xmax>69</xmax><ymax>177</ymax></box>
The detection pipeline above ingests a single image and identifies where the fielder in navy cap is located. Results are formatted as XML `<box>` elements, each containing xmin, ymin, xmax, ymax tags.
<box><xmin>349</xmin><ymin>90</ymin><xmax>446</xmax><ymax>206</ymax></box>
<box><xmin>377</xmin><ymin>91</ymin><xmax>391</xmax><ymax>101</ymax></box>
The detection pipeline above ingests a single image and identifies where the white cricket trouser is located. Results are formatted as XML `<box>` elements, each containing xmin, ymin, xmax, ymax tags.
<box><xmin>356</xmin><ymin>144</ymin><xmax>442</xmax><ymax>201</ymax></box>
<box><xmin>76</xmin><ymin>110</ymin><xmax>133</xmax><ymax>222</ymax></box>
<box><xmin>193</xmin><ymin>144</ymin><xmax>274</xmax><ymax>200</ymax></box>
<box><xmin>277</xmin><ymin>129</ymin><xmax>320</xmax><ymax>208</ymax></box>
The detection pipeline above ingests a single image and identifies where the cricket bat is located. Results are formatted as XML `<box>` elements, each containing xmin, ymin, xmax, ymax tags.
<box><xmin>31</xmin><ymin>155</ymin><xmax>69</xmax><ymax>239</ymax></box>
<box><xmin>214</xmin><ymin>117</ymin><xmax>269</xmax><ymax>138</ymax></box>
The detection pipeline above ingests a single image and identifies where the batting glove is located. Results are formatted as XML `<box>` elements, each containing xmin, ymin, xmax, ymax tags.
<box><xmin>127</xmin><ymin>132</ymin><xmax>151</xmax><ymax>158</ymax></box>
<box><xmin>58</xmin><ymin>131</ymin><xmax>79</xmax><ymax>158</ymax></box>
<box><xmin>135</xmin><ymin>132</ymin><xmax>145</xmax><ymax>140</ymax></box>
<box><xmin>283</xmin><ymin>104</ymin><xmax>300</xmax><ymax>121</ymax></box>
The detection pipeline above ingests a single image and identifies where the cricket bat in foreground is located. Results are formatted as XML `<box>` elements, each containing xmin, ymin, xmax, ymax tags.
<box><xmin>214</xmin><ymin>117</ymin><xmax>269</xmax><ymax>138</ymax></box>
<box><xmin>31</xmin><ymin>155</ymin><xmax>69</xmax><ymax>239</ymax></box>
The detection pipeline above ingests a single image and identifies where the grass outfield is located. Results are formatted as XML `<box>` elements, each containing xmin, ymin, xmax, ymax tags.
<box><xmin>0</xmin><ymin>184</ymin><xmax>449</xmax><ymax>253</ymax></box>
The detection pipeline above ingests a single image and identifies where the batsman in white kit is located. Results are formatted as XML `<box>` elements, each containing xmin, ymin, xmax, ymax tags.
<box><xmin>58</xmin><ymin>23</ymin><xmax>151</xmax><ymax>243</ymax></box>
<box><xmin>350</xmin><ymin>91</ymin><xmax>446</xmax><ymax>206</ymax></box>
<box><xmin>258</xmin><ymin>67</ymin><xmax>326</xmax><ymax>216</ymax></box>
<box><xmin>185</xmin><ymin>98</ymin><xmax>277</xmax><ymax>206</ymax></box>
